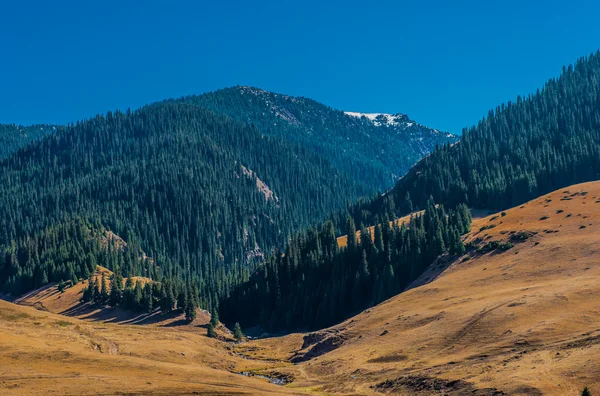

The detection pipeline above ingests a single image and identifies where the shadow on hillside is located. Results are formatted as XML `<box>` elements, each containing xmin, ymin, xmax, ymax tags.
<box><xmin>15</xmin><ymin>283</ymin><xmax>59</xmax><ymax>305</ymax></box>
<box><xmin>60</xmin><ymin>302</ymin><xmax>187</xmax><ymax>326</ymax></box>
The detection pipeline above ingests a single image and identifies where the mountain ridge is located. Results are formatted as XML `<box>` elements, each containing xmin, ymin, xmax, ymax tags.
<box><xmin>170</xmin><ymin>85</ymin><xmax>458</xmax><ymax>189</ymax></box>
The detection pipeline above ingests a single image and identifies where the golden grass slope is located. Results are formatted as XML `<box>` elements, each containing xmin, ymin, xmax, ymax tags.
<box><xmin>14</xmin><ymin>266</ymin><xmax>214</xmax><ymax>327</ymax></box>
<box><xmin>337</xmin><ymin>211</ymin><xmax>420</xmax><ymax>249</ymax></box>
<box><xmin>0</xmin><ymin>299</ymin><xmax>304</xmax><ymax>395</ymax></box>
<box><xmin>250</xmin><ymin>181</ymin><xmax>600</xmax><ymax>395</ymax></box>
<box><xmin>5</xmin><ymin>181</ymin><xmax>600</xmax><ymax>395</ymax></box>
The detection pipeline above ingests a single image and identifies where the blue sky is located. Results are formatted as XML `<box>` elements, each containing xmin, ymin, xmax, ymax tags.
<box><xmin>1</xmin><ymin>0</ymin><xmax>600</xmax><ymax>134</ymax></box>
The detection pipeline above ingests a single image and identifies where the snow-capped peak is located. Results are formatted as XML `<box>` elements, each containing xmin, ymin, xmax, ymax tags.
<box><xmin>344</xmin><ymin>112</ymin><xmax>411</xmax><ymax>127</ymax></box>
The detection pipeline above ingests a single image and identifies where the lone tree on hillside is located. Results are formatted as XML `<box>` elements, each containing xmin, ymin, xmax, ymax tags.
<box><xmin>210</xmin><ymin>308</ymin><xmax>219</xmax><ymax>327</ymax></box>
<box><xmin>185</xmin><ymin>302</ymin><xmax>196</xmax><ymax>322</ymax></box>
<box><xmin>582</xmin><ymin>387</ymin><xmax>592</xmax><ymax>396</ymax></box>
<box><xmin>207</xmin><ymin>322</ymin><xmax>217</xmax><ymax>338</ymax></box>
<box><xmin>233</xmin><ymin>322</ymin><xmax>243</xmax><ymax>342</ymax></box>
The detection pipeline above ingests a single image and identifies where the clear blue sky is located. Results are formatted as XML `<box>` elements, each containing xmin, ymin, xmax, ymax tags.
<box><xmin>1</xmin><ymin>0</ymin><xmax>600</xmax><ymax>134</ymax></box>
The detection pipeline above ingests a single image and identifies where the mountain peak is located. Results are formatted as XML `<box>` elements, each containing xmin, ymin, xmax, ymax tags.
<box><xmin>344</xmin><ymin>111</ymin><xmax>412</xmax><ymax>127</ymax></box>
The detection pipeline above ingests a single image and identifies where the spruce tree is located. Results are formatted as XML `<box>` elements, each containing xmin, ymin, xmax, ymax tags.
<box><xmin>233</xmin><ymin>322</ymin><xmax>243</xmax><ymax>342</ymax></box>
<box><xmin>109</xmin><ymin>274</ymin><xmax>123</xmax><ymax>307</ymax></box>
<box><xmin>185</xmin><ymin>301</ymin><xmax>196</xmax><ymax>322</ymax></box>
<box><xmin>582</xmin><ymin>387</ymin><xmax>591</xmax><ymax>396</ymax></box>
<box><xmin>207</xmin><ymin>322</ymin><xmax>217</xmax><ymax>338</ymax></box>
<box><xmin>210</xmin><ymin>308</ymin><xmax>219</xmax><ymax>327</ymax></box>
<box><xmin>142</xmin><ymin>283</ymin><xmax>153</xmax><ymax>313</ymax></box>
<box><xmin>99</xmin><ymin>273</ymin><xmax>109</xmax><ymax>304</ymax></box>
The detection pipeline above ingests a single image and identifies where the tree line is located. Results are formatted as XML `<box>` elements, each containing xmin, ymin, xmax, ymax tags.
<box><xmin>350</xmin><ymin>51</ymin><xmax>600</xmax><ymax>227</ymax></box>
<box><xmin>220</xmin><ymin>201</ymin><xmax>471</xmax><ymax>331</ymax></box>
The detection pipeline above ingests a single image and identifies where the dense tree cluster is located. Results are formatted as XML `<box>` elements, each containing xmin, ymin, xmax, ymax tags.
<box><xmin>0</xmin><ymin>124</ymin><xmax>57</xmax><ymax>158</ymax></box>
<box><xmin>172</xmin><ymin>86</ymin><xmax>457</xmax><ymax>191</ymax></box>
<box><xmin>0</xmin><ymin>218</ymin><xmax>152</xmax><ymax>296</ymax></box>
<box><xmin>354</xmin><ymin>51</ymin><xmax>600</xmax><ymax>225</ymax></box>
<box><xmin>81</xmin><ymin>272</ymin><xmax>199</xmax><ymax>321</ymax></box>
<box><xmin>0</xmin><ymin>103</ymin><xmax>375</xmax><ymax>310</ymax></box>
<box><xmin>221</xmin><ymin>201</ymin><xmax>471</xmax><ymax>331</ymax></box>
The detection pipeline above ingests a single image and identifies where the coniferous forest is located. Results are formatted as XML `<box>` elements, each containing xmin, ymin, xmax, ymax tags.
<box><xmin>0</xmin><ymin>124</ymin><xmax>57</xmax><ymax>158</ymax></box>
<box><xmin>1</xmin><ymin>52</ymin><xmax>600</xmax><ymax>334</ymax></box>
<box><xmin>221</xmin><ymin>201</ymin><xmax>472</xmax><ymax>331</ymax></box>
<box><xmin>352</xmin><ymin>51</ymin><xmax>600</xmax><ymax>227</ymax></box>
<box><xmin>172</xmin><ymin>86</ymin><xmax>457</xmax><ymax>191</ymax></box>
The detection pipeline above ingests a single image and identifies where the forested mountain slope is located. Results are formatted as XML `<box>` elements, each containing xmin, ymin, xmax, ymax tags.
<box><xmin>0</xmin><ymin>103</ymin><xmax>372</xmax><ymax>309</ymax></box>
<box><xmin>221</xmin><ymin>202</ymin><xmax>472</xmax><ymax>331</ymax></box>
<box><xmin>245</xmin><ymin>182</ymin><xmax>600</xmax><ymax>395</ymax></box>
<box><xmin>222</xmin><ymin>51</ymin><xmax>600</xmax><ymax>333</ymax></box>
<box><xmin>0</xmin><ymin>123</ymin><xmax>57</xmax><ymax>158</ymax></box>
<box><xmin>355</xmin><ymin>51</ymin><xmax>600</xmax><ymax>225</ymax></box>
<box><xmin>171</xmin><ymin>86</ymin><xmax>457</xmax><ymax>190</ymax></box>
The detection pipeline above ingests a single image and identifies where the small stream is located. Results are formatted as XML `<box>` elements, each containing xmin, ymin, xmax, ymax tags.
<box><xmin>238</xmin><ymin>371</ymin><xmax>290</xmax><ymax>386</ymax></box>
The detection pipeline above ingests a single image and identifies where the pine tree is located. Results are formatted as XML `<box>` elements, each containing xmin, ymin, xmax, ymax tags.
<box><xmin>133</xmin><ymin>281</ymin><xmax>143</xmax><ymax>312</ymax></box>
<box><xmin>160</xmin><ymin>283</ymin><xmax>174</xmax><ymax>315</ymax></box>
<box><xmin>177</xmin><ymin>289</ymin><xmax>188</xmax><ymax>313</ymax></box>
<box><xmin>207</xmin><ymin>322</ymin><xmax>217</xmax><ymax>338</ymax></box>
<box><xmin>210</xmin><ymin>308</ymin><xmax>219</xmax><ymax>327</ymax></box>
<box><xmin>111</xmin><ymin>274</ymin><xmax>123</xmax><ymax>307</ymax></box>
<box><xmin>142</xmin><ymin>283</ymin><xmax>153</xmax><ymax>313</ymax></box>
<box><xmin>233</xmin><ymin>322</ymin><xmax>243</xmax><ymax>342</ymax></box>
<box><xmin>582</xmin><ymin>387</ymin><xmax>592</xmax><ymax>396</ymax></box>
<box><xmin>99</xmin><ymin>273</ymin><xmax>109</xmax><ymax>304</ymax></box>
<box><xmin>185</xmin><ymin>301</ymin><xmax>196</xmax><ymax>322</ymax></box>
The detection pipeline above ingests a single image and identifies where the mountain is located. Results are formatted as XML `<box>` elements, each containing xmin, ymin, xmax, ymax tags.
<box><xmin>0</xmin><ymin>103</ymin><xmax>373</xmax><ymax>308</ymax></box>
<box><xmin>354</xmin><ymin>51</ymin><xmax>600</xmax><ymax>226</ymax></box>
<box><xmin>0</xmin><ymin>123</ymin><xmax>57</xmax><ymax>158</ymax></box>
<box><xmin>0</xmin><ymin>86</ymin><xmax>453</xmax><ymax>311</ymax></box>
<box><xmin>221</xmin><ymin>201</ymin><xmax>472</xmax><ymax>331</ymax></box>
<box><xmin>222</xmin><ymin>51</ymin><xmax>600</xmax><ymax>333</ymax></box>
<box><xmin>0</xmin><ymin>297</ymin><xmax>300</xmax><ymax>395</ymax></box>
<box><xmin>244</xmin><ymin>182</ymin><xmax>600</xmax><ymax>395</ymax></box>
<box><xmin>171</xmin><ymin>86</ymin><xmax>457</xmax><ymax>191</ymax></box>
<box><xmin>3</xmin><ymin>181</ymin><xmax>600</xmax><ymax>395</ymax></box>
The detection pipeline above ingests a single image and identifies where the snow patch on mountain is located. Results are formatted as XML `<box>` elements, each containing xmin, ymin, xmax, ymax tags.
<box><xmin>344</xmin><ymin>112</ymin><xmax>412</xmax><ymax>127</ymax></box>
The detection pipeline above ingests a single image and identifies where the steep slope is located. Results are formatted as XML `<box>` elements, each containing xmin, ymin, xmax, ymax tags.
<box><xmin>173</xmin><ymin>86</ymin><xmax>457</xmax><ymax>190</ymax></box>
<box><xmin>0</xmin><ymin>103</ymin><xmax>371</xmax><ymax>309</ymax></box>
<box><xmin>248</xmin><ymin>181</ymin><xmax>600</xmax><ymax>395</ymax></box>
<box><xmin>0</xmin><ymin>123</ymin><xmax>57</xmax><ymax>158</ymax></box>
<box><xmin>351</xmin><ymin>51</ymin><xmax>600</xmax><ymax>227</ymax></box>
<box><xmin>0</xmin><ymin>298</ymin><xmax>303</xmax><ymax>395</ymax></box>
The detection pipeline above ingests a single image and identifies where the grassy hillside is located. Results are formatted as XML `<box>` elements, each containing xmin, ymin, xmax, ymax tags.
<box><xmin>245</xmin><ymin>181</ymin><xmax>600</xmax><ymax>395</ymax></box>
<box><xmin>0</xmin><ymin>298</ymin><xmax>303</xmax><ymax>395</ymax></box>
<box><xmin>8</xmin><ymin>181</ymin><xmax>600</xmax><ymax>395</ymax></box>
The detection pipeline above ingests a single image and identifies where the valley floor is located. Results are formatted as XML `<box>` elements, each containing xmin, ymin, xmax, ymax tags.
<box><xmin>3</xmin><ymin>182</ymin><xmax>600</xmax><ymax>395</ymax></box>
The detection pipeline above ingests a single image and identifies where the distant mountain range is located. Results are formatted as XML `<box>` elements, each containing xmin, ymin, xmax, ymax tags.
<box><xmin>0</xmin><ymin>124</ymin><xmax>57</xmax><ymax>158</ymax></box>
<box><xmin>0</xmin><ymin>86</ymin><xmax>452</xmax><ymax>311</ymax></box>
<box><xmin>170</xmin><ymin>86</ymin><xmax>457</xmax><ymax>190</ymax></box>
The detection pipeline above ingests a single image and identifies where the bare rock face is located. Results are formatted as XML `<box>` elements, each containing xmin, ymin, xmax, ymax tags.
<box><xmin>291</xmin><ymin>330</ymin><xmax>345</xmax><ymax>362</ymax></box>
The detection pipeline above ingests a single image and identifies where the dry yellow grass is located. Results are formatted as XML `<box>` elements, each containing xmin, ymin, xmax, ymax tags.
<box><xmin>337</xmin><ymin>211</ymin><xmax>420</xmax><ymax>248</ymax></box>
<box><xmin>5</xmin><ymin>181</ymin><xmax>600</xmax><ymax>395</ymax></box>
<box><xmin>0</xmin><ymin>298</ymin><xmax>306</xmax><ymax>395</ymax></box>
<box><xmin>251</xmin><ymin>181</ymin><xmax>600</xmax><ymax>395</ymax></box>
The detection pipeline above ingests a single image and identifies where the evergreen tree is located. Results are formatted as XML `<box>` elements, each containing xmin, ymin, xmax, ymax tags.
<box><xmin>99</xmin><ymin>273</ymin><xmax>109</xmax><ymax>305</ymax></box>
<box><xmin>142</xmin><ymin>283</ymin><xmax>153</xmax><ymax>313</ymax></box>
<box><xmin>185</xmin><ymin>301</ymin><xmax>196</xmax><ymax>322</ymax></box>
<box><xmin>582</xmin><ymin>387</ymin><xmax>592</xmax><ymax>396</ymax></box>
<box><xmin>109</xmin><ymin>274</ymin><xmax>123</xmax><ymax>307</ymax></box>
<box><xmin>210</xmin><ymin>308</ymin><xmax>219</xmax><ymax>327</ymax></box>
<box><xmin>207</xmin><ymin>322</ymin><xmax>217</xmax><ymax>338</ymax></box>
<box><xmin>233</xmin><ymin>322</ymin><xmax>243</xmax><ymax>342</ymax></box>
